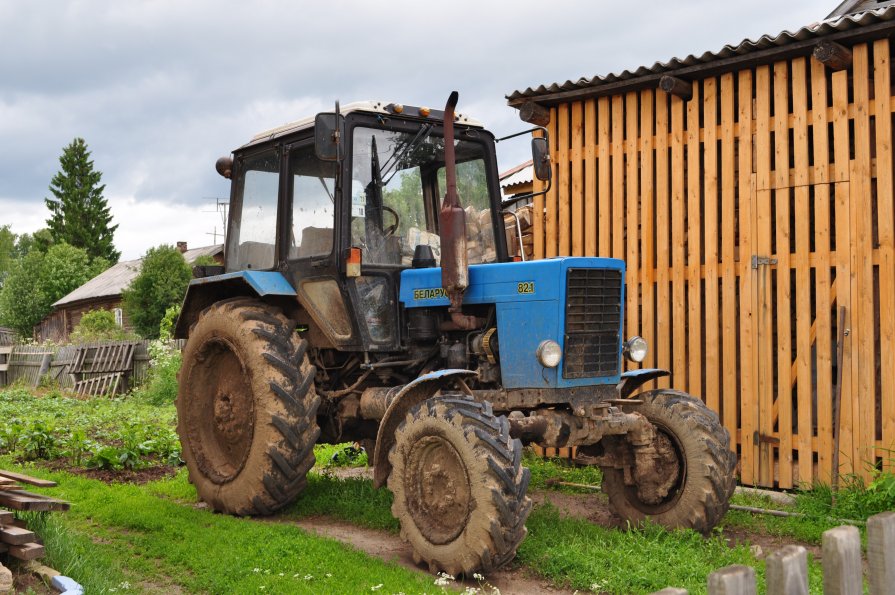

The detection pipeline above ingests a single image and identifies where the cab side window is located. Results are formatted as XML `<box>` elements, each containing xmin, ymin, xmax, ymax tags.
<box><xmin>227</xmin><ymin>149</ymin><xmax>279</xmax><ymax>271</ymax></box>
<box><xmin>290</xmin><ymin>145</ymin><xmax>336</xmax><ymax>259</ymax></box>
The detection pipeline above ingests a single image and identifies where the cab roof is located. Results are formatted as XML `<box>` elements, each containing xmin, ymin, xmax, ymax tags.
<box><xmin>240</xmin><ymin>100</ymin><xmax>485</xmax><ymax>150</ymax></box>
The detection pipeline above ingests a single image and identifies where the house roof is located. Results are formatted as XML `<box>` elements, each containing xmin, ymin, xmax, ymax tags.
<box><xmin>53</xmin><ymin>245</ymin><xmax>223</xmax><ymax>308</ymax></box>
<box><xmin>507</xmin><ymin>4</ymin><xmax>895</xmax><ymax>106</ymax></box>
<box><xmin>500</xmin><ymin>160</ymin><xmax>534</xmax><ymax>192</ymax></box>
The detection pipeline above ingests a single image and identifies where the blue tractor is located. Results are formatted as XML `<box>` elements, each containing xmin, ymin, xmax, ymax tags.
<box><xmin>174</xmin><ymin>92</ymin><xmax>736</xmax><ymax>575</ymax></box>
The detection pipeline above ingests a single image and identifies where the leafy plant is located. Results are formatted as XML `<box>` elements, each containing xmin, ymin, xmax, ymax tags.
<box><xmin>86</xmin><ymin>446</ymin><xmax>123</xmax><ymax>471</ymax></box>
<box><xmin>121</xmin><ymin>245</ymin><xmax>191</xmax><ymax>338</ymax></box>
<box><xmin>132</xmin><ymin>340</ymin><xmax>182</xmax><ymax>405</ymax></box>
<box><xmin>20</xmin><ymin>420</ymin><xmax>59</xmax><ymax>460</ymax></box>
<box><xmin>70</xmin><ymin>308</ymin><xmax>135</xmax><ymax>343</ymax></box>
<box><xmin>65</xmin><ymin>429</ymin><xmax>90</xmax><ymax>466</ymax></box>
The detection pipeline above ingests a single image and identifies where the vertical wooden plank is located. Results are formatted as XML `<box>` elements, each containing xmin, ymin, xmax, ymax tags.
<box><xmin>626</xmin><ymin>92</ymin><xmax>640</xmax><ymax>355</ymax></box>
<box><xmin>792</xmin><ymin>57</ymin><xmax>813</xmax><ymax>485</ymax></box>
<box><xmin>874</xmin><ymin>39</ymin><xmax>895</xmax><ymax>473</ymax></box>
<box><xmin>640</xmin><ymin>89</ymin><xmax>656</xmax><ymax>376</ymax></box>
<box><xmin>687</xmin><ymin>82</ymin><xmax>703</xmax><ymax>399</ymax></box>
<box><xmin>774</xmin><ymin>61</ymin><xmax>793</xmax><ymax>488</ymax></box>
<box><xmin>755</xmin><ymin>64</ymin><xmax>774</xmax><ymax>486</ymax></box>
<box><xmin>720</xmin><ymin>73</ymin><xmax>738</xmax><ymax>444</ymax></box>
<box><xmin>655</xmin><ymin>91</ymin><xmax>672</xmax><ymax>390</ymax></box>
<box><xmin>537</xmin><ymin>107</ymin><xmax>558</xmax><ymax>259</ymax></box>
<box><xmin>738</xmin><ymin>68</ymin><xmax>758</xmax><ymax>485</ymax></box>
<box><xmin>671</xmin><ymin>95</ymin><xmax>688</xmax><ymax>390</ymax></box>
<box><xmin>584</xmin><ymin>99</ymin><xmax>598</xmax><ymax>257</ymax></box>
<box><xmin>612</xmin><ymin>96</ymin><xmax>625</xmax><ymax>260</ymax></box>
<box><xmin>598</xmin><ymin>97</ymin><xmax>612</xmax><ymax>256</ymax></box>
<box><xmin>811</xmin><ymin>57</ymin><xmax>834</xmax><ymax>483</ymax></box>
<box><xmin>571</xmin><ymin>101</ymin><xmax>584</xmax><ymax>257</ymax></box>
<box><xmin>704</xmin><ymin>77</ymin><xmax>720</xmax><ymax>413</ymax></box>
<box><xmin>851</xmin><ymin>44</ymin><xmax>875</xmax><ymax>481</ymax></box>
<box><xmin>832</xmin><ymin>70</ymin><xmax>854</xmax><ymax>476</ymax></box>
<box><xmin>557</xmin><ymin>104</ymin><xmax>571</xmax><ymax>257</ymax></box>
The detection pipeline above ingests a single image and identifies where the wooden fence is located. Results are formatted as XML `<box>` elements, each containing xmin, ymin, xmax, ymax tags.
<box><xmin>0</xmin><ymin>340</ymin><xmax>169</xmax><ymax>395</ymax></box>
<box><xmin>650</xmin><ymin>511</ymin><xmax>895</xmax><ymax>595</ymax></box>
<box><xmin>531</xmin><ymin>39</ymin><xmax>895</xmax><ymax>488</ymax></box>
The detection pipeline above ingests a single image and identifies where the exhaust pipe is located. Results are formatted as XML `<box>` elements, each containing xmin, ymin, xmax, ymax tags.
<box><xmin>439</xmin><ymin>91</ymin><xmax>479</xmax><ymax>330</ymax></box>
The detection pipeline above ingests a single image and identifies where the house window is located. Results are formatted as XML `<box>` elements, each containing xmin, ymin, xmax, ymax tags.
<box><xmin>113</xmin><ymin>308</ymin><xmax>123</xmax><ymax>327</ymax></box>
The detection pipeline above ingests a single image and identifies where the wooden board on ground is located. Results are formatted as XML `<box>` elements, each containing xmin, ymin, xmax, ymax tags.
<box><xmin>8</xmin><ymin>543</ymin><xmax>45</xmax><ymax>561</ymax></box>
<box><xmin>0</xmin><ymin>470</ymin><xmax>57</xmax><ymax>488</ymax></box>
<box><xmin>0</xmin><ymin>511</ymin><xmax>12</xmax><ymax>526</ymax></box>
<box><xmin>0</xmin><ymin>525</ymin><xmax>35</xmax><ymax>546</ymax></box>
<box><xmin>0</xmin><ymin>490</ymin><xmax>69</xmax><ymax>512</ymax></box>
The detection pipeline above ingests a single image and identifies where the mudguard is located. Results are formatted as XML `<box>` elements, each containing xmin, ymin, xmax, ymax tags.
<box><xmin>372</xmin><ymin>369</ymin><xmax>477</xmax><ymax>488</ymax></box>
<box><xmin>174</xmin><ymin>271</ymin><xmax>296</xmax><ymax>339</ymax></box>
<box><xmin>616</xmin><ymin>368</ymin><xmax>671</xmax><ymax>399</ymax></box>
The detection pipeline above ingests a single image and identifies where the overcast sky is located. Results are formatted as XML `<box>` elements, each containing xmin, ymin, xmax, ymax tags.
<box><xmin>1</xmin><ymin>0</ymin><xmax>824</xmax><ymax>260</ymax></box>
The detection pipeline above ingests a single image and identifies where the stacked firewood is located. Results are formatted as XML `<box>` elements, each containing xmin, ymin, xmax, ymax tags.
<box><xmin>0</xmin><ymin>469</ymin><xmax>69</xmax><ymax>585</ymax></box>
<box><xmin>504</xmin><ymin>204</ymin><xmax>534</xmax><ymax>260</ymax></box>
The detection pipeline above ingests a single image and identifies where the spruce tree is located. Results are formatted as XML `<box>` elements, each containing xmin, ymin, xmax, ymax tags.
<box><xmin>45</xmin><ymin>138</ymin><xmax>120</xmax><ymax>263</ymax></box>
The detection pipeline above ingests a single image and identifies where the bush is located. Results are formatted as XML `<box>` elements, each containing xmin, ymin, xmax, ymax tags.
<box><xmin>121</xmin><ymin>245</ymin><xmax>191</xmax><ymax>339</ymax></box>
<box><xmin>133</xmin><ymin>340</ymin><xmax>182</xmax><ymax>405</ymax></box>
<box><xmin>70</xmin><ymin>309</ymin><xmax>135</xmax><ymax>343</ymax></box>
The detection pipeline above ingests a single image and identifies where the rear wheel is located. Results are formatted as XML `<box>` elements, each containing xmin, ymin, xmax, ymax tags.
<box><xmin>388</xmin><ymin>395</ymin><xmax>531</xmax><ymax>575</ymax></box>
<box><xmin>600</xmin><ymin>390</ymin><xmax>736</xmax><ymax>534</ymax></box>
<box><xmin>176</xmin><ymin>298</ymin><xmax>320</xmax><ymax>515</ymax></box>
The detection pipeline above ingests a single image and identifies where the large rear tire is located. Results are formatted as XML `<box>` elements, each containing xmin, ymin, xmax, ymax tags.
<box><xmin>388</xmin><ymin>395</ymin><xmax>531</xmax><ymax>576</ymax></box>
<box><xmin>176</xmin><ymin>298</ymin><xmax>320</xmax><ymax>515</ymax></box>
<box><xmin>601</xmin><ymin>390</ymin><xmax>736</xmax><ymax>534</ymax></box>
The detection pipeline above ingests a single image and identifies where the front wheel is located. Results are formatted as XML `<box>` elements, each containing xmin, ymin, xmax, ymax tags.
<box><xmin>176</xmin><ymin>298</ymin><xmax>320</xmax><ymax>515</ymax></box>
<box><xmin>388</xmin><ymin>395</ymin><xmax>531</xmax><ymax>576</ymax></box>
<box><xmin>600</xmin><ymin>390</ymin><xmax>737</xmax><ymax>534</ymax></box>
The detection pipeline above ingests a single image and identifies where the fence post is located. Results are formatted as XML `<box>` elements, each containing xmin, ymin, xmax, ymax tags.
<box><xmin>34</xmin><ymin>352</ymin><xmax>52</xmax><ymax>388</ymax></box>
<box><xmin>766</xmin><ymin>544</ymin><xmax>808</xmax><ymax>595</ymax></box>
<box><xmin>823</xmin><ymin>525</ymin><xmax>862</xmax><ymax>595</ymax></box>
<box><xmin>868</xmin><ymin>511</ymin><xmax>895</xmax><ymax>595</ymax></box>
<box><xmin>707</xmin><ymin>565</ymin><xmax>756</xmax><ymax>595</ymax></box>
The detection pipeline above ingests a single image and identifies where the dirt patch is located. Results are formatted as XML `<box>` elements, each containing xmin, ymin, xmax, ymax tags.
<box><xmin>722</xmin><ymin>526</ymin><xmax>822</xmax><ymax>560</ymax></box>
<box><xmin>530</xmin><ymin>489</ymin><xmax>624</xmax><ymax>529</ymax></box>
<box><xmin>41</xmin><ymin>460</ymin><xmax>179</xmax><ymax>484</ymax></box>
<box><xmin>290</xmin><ymin>516</ymin><xmax>577</xmax><ymax>595</ymax></box>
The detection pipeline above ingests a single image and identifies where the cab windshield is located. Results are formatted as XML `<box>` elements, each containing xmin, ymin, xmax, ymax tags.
<box><xmin>350</xmin><ymin>125</ymin><xmax>497</xmax><ymax>266</ymax></box>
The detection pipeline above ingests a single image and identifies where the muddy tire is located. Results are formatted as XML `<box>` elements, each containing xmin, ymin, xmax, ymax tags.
<box><xmin>388</xmin><ymin>395</ymin><xmax>531</xmax><ymax>576</ymax></box>
<box><xmin>176</xmin><ymin>297</ymin><xmax>320</xmax><ymax>515</ymax></box>
<box><xmin>601</xmin><ymin>390</ymin><xmax>736</xmax><ymax>534</ymax></box>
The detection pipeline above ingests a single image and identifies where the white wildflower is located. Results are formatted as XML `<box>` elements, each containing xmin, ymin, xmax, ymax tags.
<box><xmin>253</xmin><ymin>568</ymin><xmax>261</xmax><ymax>573</ymax></box>
<box><xmin>325</xmin><ymin>573</ymin><xmax>333</xmax><ymax>578</ymax></box>
<box><xmin>371</xmin><ymin>584</ymin><xmax>383</xmax><ymax>591</ymax></box>
<box><xmin>473</xmin><ymin>573</ymin><xmax>484</xmax><ymax>581</ymax></box>
<box><xmin>304</xmin><ymin>575</ymin><xmax>314</xmax><ymax>581</ymax></box>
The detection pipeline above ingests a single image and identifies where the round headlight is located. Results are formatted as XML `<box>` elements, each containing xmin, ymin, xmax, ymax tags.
<box><xmin>624</xmin><ymin>336</ymin><xmax>648</xmax><ymax>363</ymax></box>
<box><xmin>536</xmin><ymin>340</ymin><xmax>562</xmax><ymax>368</ymax></box>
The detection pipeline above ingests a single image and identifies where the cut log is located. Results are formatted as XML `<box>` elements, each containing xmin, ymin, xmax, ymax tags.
<box><xmin>813</xmin><ymin>40</ymin><xmax>852</xmax><ymax>71</ymax></box>
<box><xmin>518</xmin><ymin>101</ymin><xmax>550</xmax><ymax>126</ymax></box>
<box><xmin>659</xmin><ymin>75</ymin><xmax>694</xmax><ymax>100</ymax></box>
<box><xmin>0</xmin><ymin>525</ymin><xmax>35</xmax><ymax>546</ymax></box>
<box><xmin>0</xmin><ymin>470</ymin><xmax>57</xmax><ymax>488</ymax></box>
<box><xmin>7</xmin><ymin>542</ymin><xmax>45</xmax><ymax>561</ymax></box>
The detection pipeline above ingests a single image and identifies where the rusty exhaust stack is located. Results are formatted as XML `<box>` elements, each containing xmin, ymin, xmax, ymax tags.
<box><xmin>439</xmin><ymin>91</ymin><xmax>479</xmax><ymax>330</ymax></box>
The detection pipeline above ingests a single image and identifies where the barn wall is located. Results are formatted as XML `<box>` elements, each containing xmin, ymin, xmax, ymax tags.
<box><xmin>531</xmin><ymin>39</ymin><xmax>895</xmax><ymax>488</ymax></box>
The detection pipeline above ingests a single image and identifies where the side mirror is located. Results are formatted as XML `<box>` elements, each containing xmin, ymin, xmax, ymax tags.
<box><xmin>531</xmin><ymin>137</ymin><xmax>551</xmax><ymax>181</ymax></box>
<box><xmin>315</xmin><ymin>113</ymin><xmax>346</xmax><ymax>162</ymax></box>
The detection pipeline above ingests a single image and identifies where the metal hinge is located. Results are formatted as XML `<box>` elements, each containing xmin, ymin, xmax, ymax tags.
<box><xmin>751</xmin><ymin>255</ymin><xmax>778</xmax><ymax>269</ymax></box>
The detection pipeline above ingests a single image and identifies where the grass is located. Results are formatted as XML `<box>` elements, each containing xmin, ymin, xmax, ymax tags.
<box><xmin>3</xmin><ymin>386</ymin><xmax>894</xmax><ymax>593</ymax></box>
<box><xmin>10</xmin><ymin>462</ymin><xmax>439</xmax><ymax>594</ymax></box>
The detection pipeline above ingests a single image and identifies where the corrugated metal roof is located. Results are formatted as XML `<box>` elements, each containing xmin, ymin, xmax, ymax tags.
<box><xmin>500</xmin><ymin>160</ymin><xmax>534</xmax><ymax>190</ymax></box>
<box><xmin>507</xmin><ymin>5</ymin><xmax>895</xmax><ymax>104</ymax></box>
<box><xmin>53</xmin><ymin>245</ymin><xmax>223</xmax><ymax>307</ymax></box>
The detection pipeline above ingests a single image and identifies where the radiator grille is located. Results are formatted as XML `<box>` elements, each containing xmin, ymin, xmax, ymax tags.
<box><xmin>563</xmin><ymin>268</ymin><xmax>622</xmax><ymax>379</ymax></box>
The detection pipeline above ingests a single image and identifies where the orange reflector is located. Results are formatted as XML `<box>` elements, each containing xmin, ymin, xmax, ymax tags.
<box><xmin>347</xmin><ymin>247</ymin><xmax>362</xmax><ymax>277</ymax></box>
<box><xmin>419</xmin><ymin>106</ymin><xmax>430</xmax><ymax>117</ymax></box>
<box><xmin>512</xmin><ymin>255</ymin><xmax>522</xmax><ymax>262</ymax></box>
<box><xmin>393</xmin><ymin>104</ymin><xmax>404</xmax><ymax>114</ymax></box>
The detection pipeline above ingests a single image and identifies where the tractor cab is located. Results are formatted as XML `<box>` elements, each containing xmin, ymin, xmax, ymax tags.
<box><xmin>207</xmin><ymin>101</ymin><xmax>524</xmax><ymax>353</ymax></box>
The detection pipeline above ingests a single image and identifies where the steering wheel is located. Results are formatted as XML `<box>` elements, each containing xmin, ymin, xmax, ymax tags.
<box><xmin>382</xmin><ymin>205</ymin><xmax>400</xmax><ymax>237</ymax></box>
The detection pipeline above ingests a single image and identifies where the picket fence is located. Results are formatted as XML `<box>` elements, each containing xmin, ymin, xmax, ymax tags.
<box><xmin>652</xmin><ymin>511</ymin><xmax>894</xmax><ymax>595</ymax></box>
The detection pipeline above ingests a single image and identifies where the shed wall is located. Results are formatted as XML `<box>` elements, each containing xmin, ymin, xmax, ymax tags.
<box><xmin>531</xmin><ymin>39</ymin><xmax>895</xmax><ymax>488</ymax></box>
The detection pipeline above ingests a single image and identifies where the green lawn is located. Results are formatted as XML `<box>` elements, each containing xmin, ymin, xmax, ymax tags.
<box><xmin>3</xmin><ymin>386</ymin><xmax>894</xmax><ymax>594</ymax></box>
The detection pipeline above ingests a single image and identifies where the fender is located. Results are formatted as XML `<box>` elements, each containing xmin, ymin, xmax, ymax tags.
<box><xmin>372</xmin><ymin>369</ymin><xmax>477</xmax><ymax>488</ymax></box>
<box><xmin>174</xmin><ymin>271</ymin><xmax>297</xmax><ymax>339</ymax></box>
<box><xmin>616</xmin><ymin>368</ymin><xmax>671</xmax><ymax>399</ymax></box>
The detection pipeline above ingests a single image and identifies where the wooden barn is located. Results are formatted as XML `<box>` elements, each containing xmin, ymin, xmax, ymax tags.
<box><xmin>508</xmin><ymin>2</ymin><xmax>895</xmax><ymax>488</ymax></box>
<box><xmin>36</xmin><ymin>244</ymin><xmax>222</xmax><ymax>343</ymax></box>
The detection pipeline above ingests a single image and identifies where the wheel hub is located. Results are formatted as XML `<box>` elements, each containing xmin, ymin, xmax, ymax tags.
<box><xmin>636</xmin><ymin>430</ymin><xmax>682</xmax><ymax>505</ymax></box>
<box><xmin>188</xmin><ymin>339</ymin><xmax>255</xmax><ymax>484</ymax></box>
<box><xmin>406</xmin><ymin>435</ymin><xmax>471</xmax><ymax>545</ymax></box>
